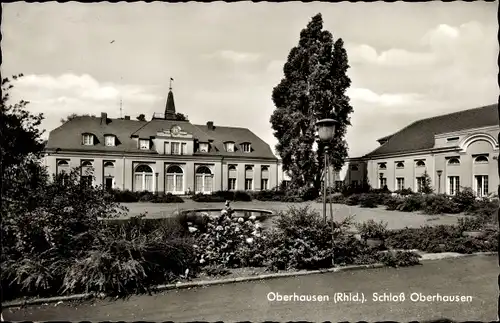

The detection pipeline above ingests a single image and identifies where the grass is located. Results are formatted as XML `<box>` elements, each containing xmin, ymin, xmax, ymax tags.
<box><xmin>121</xmin><ymin>199</ymin><xmax>467</xmax><ymax>230</ymax></box>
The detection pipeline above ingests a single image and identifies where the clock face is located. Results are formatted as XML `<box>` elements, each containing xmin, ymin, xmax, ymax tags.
<box><xmin>171</xmin><ymin>126</ymin><xmax>181</xmax><ymax>134</ymax></box>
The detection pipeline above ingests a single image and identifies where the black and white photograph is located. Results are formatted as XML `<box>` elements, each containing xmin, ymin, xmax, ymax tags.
<box><xmin>1</xmin><ymin>1</ymin><xmax>498</xmax><ymax>321</ymax></box>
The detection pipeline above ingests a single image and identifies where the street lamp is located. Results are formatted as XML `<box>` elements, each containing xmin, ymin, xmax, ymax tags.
<box><xmin>437</xmin><ymin>170</ymin><xmax>443</xmax><ymax>194</ymax></box>
<box><xmin>316</xmin><ymin>118</ymin><xmax>337</xmax><ymax>267</ymax></box>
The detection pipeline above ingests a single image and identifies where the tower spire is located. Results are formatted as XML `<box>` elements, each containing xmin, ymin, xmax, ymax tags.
<box><xmin>164</xmin><ymin>77</ymin><xmax>176</xmax><ymax>120</ymax></box>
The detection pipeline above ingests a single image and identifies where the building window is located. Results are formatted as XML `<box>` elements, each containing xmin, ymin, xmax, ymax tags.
<box><xmin>475</xmin><ymin>175</ymin><xmax>488</xmax><ymax>197</ymax></box>
<box><xmin>171</xmin><ymin>142</ymin><xmax>181</xmax><ymax>155</ymax></box>
<box><xmin>104</xmin><ymin>161</ymin><xmax>114</xmax><ymax>168</ymax></box>
<box><xmin>350</xmin><ymin>165</ymin><xmax>359</xmax><ymax>171</ymax></box>
<box><xmin>416</xmin><ymin>160</ymin><xmax>426</xmax><ymax>167</ymax></box>
<box><xmin>245</xmin><ymin>179</ymin><xmax>253</xmax><ymax>190</ymax></box>
<box><xmin>379</xmin><ymin>177</ymin><xmax>387</xmax><ymax>189</ymax></box>
<box><xmin>241</xmin><ymin>143</ymin><xmax>251</xmax><ymax>153</ymax></box>
<box><xmin>396</xmin><ymin>177</ymin><xmax>405</xmax><ymax>191</ymax></box>
<box><xmin>416</xmin><ymin>177</ymin><xmax>425</xmax><ymax>192</ymax></box>
<box><xmin>81</xmin><ymin>161</ymin><xmax>93</xmax><ymax>177</ymax></box>
<box><xmin>134</xmin><ymin>164</ymin><xmax>154</xmax><ymax>192</ymax></box>
<box><xmin>105</xmin><ymin>135</ymin><xmax>115</xmax><ymax>147</ymax></box>
<box><xmin>447</xmin><ymin>158</ymin><xmax>460</xmax><ymax>166</ymax></box>
<box><xmin>195</xmin><ymin>166</ymin><xmax>213</xmax><ymax>193</ymax></box>
<box><xmin>475</xmin><ymin>156</ymin><xmax>489</xmax><ymax>164</ymax></box>
<box><xmin>165</xmin><ymin>165</ymin><xmax>184</xmax><ymax>193</ymax></box>
<box><xmin>352</xmin><ymin>180</ymin><xmax>358</xmax><ymax>187</ymax></box>
<box><xmin>56</xmin><ymin>160</ymin><xmax>70</xmax><ymax>184</ymax></box>
<box><xmin>228</xmin><ymin>165</ymin><xmax>237</xmax><ymax>191</ymax></box>
<box><xmin>378</xmin><ymin>163</ymin><xmax>387</xmax><ymax>170</ymax></box>
<box><xmin>181</xmin><ymin>143</ymin><xmax>187</xmax><ymax>155</ymax></box>
<box><xmin>396</xmin><ymin>162</ymin><xmax>404</xmax><ymax>169</ymax></box>
<box><xmin>199</xmin><ymin>143</ymin><xmax>209</xmax><ymax>153</ymax></box>
<box><xmin>447</xmin><ymin>137</ymin><xmax>459</xmax><ymax>142</ymax></box>
<box><xmin>81</xmin><ymin>175</ymin><xmax>92</xmax><ymax>188</ymax></box>
<box><xmin>139</xmin><ymin>139</ymin><xmax>150</xmax><ymax>150</ymax></box>
<box><xmin>82</xmin><ymin>134</ymin><xmax>94</xmax><ymax>146</ymax></box>
<box><xmin>228</xmin><ymin>178</ymin><xmax>236</xmax><ymax>190</ymax></box>
<box><xmin>261</xmin><ymin>166</ymin><xmax>269</xmax><ymax>190</ymax></box>
<box><xmin>104</xmin><ymin>177</ymin><xmax>114</xmax><ymax>190</ymax></box>
<box><xmin>448</xmin><ymin>176</ymin><xmax>460</xmax><ymax>196</ymax></box>
<box><xmin>245</xmin><ymin>165</ymin><xmax>254</xmax><ymax>190</ymax></box>
<box><xmin>225</xmin><ymin>142</ymin><xmax>235</xmax><ymax>152</ymax></box>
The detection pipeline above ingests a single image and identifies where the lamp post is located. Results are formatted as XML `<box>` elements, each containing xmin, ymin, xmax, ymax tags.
<box><xmin>437</xmin><ymin>170</ymin><xmax>442</xmax><ymax>194</ymax></box>
<box><xmin>316</xmin><ymin>118</ymin><xmax>337</xmax><ymax>267</ymax></box>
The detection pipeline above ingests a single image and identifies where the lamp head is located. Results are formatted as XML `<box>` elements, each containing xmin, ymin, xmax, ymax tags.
<box><xmin>316</xmin><ymin>119</ymin><xmax>337</xmax><ymax>143</ymax></box>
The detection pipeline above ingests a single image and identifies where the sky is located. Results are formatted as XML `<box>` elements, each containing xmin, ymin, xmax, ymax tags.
<box><xmin>3</xmin><ymin>2</ymin><xmax>498</xmax><ymax>177</ymax></box>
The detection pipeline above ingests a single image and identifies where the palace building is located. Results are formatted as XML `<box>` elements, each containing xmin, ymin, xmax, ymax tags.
<box><xmin>345</xmin><ymin>104</ymin><xmax>499</xmax><ymax>196</ymax></box>
<box><xmin>43</xmin><ymin>85</ymin><xmax>290</xmax><ymax>194</ymax></box>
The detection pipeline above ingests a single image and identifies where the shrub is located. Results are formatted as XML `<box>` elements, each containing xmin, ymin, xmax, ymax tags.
<box><xmin>355</xmin><ymin>220</ymin><xmax>388</xmax><ymax>240</ymax></box>
<box><xmin>111</xmin><ymin>189</ymin><xmax>139</xmax><ymax>202</ymax></box>
<box><xmin>346</xmin><ymin>194</ymin><xmax>361</xmax><ymax>206</ymax></box>
<box><xmin>451</xmin><ymin>187</ymin><xmax>476</xmax><ymax>213</ymax></box>
<box><xmin>423</xmin><ymin>194</ymin><xmax>460</xmax><ymax>215</ymax></box>
<box><xmin>191</xmin><ymin>191</ymin><xmax>252</xmax><ymax>202</ymax></box>
<box><xmin>261</xmin><ymin>206</ymin><xmax>361</xmax><ymax>271</ymax></box>
<box><xmin>341</xmin><ymin>183</ymin><xmax>370</xmax><ymax>197</ymax></box>
<box><xmin>253</xmin><ymin>190</ymin><xmax>287</xmax><ymax>201</ymax></box>
<box><xmin>384</xmin><ymin>195</ymin><xmax>403</xmax><ymax>211</ymax></box>
<box><xmin>394</xmin><ymin>188</ymin><xmax>414</xmax><ymax>196</ymax></box>
<box><xmin>358</xmin><ymin>193</ymin><xmax>381</xmax><ymax>208</ymax></box>
<box><xmin>395</xmin><ymin>194</ymin><xmax>426</xmax><ymax>212</ymax></box>
<box><xmin>378</xmin><ymin>251</ymin><xmax>421</xmax><ymax>267</ymax></box>
<box><xmin>322</xmin><ymin>193</ymin><xmax>346</xmax><ymax>204</ymax></box>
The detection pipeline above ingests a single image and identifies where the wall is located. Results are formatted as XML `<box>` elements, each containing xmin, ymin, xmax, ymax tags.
<box><xmin>44</xmin><ymin>153</ymin><xmax>282</xmax><ymax>194</ymax></box>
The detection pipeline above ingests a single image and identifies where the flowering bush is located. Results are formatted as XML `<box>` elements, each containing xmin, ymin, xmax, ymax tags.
<box><xmin>189</xmin><ymin>214</ymin><xmax>267</xmax><ymax>268</ymax></box>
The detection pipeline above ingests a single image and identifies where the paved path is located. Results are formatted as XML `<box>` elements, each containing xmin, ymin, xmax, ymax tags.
<box><xmin>123</xmin><ymin>201</ymin><xmax>463</xmax><ymax>230</ymax></box>
<box><xmin>4</xmin><ymin>255</ymin><xmax>497</xmax><ymax>321</ymax></box>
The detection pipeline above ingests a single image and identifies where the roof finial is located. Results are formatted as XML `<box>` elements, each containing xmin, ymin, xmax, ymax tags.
<box><xmin>169</xmin><ymin>77</ymin><xmax>174</xmax><ymax>91</ymax></box>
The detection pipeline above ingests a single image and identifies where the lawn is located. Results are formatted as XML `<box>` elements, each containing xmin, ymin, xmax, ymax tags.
<box><xmin>121</xmin><ymin>199</ymin><xmax>465</xmax><ymax>230</ymax></box>
<box><xmin>5</xmin><ymin>255</ymin><xmax>497</xmax><ymax>321</ymax></box>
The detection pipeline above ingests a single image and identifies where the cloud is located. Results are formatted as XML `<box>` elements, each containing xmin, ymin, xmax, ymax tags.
<box><xmin>202</xmin><ymin>50</ymin><xmax>262</xmax><ymax>63</ymax></box>
<box><xmin>347</xmin><ymin>88</ymin><xmax>422</xmax><ymax>106</ymax></box>
<box><xmin>346</xmin><ymin>44</ymin><xmax>437</xmax><ymax>66</ymax></box>
<box><xmin>9</xmin><ymin>73</ymin><xmax>163</xmax><ymax>138</ymax></box>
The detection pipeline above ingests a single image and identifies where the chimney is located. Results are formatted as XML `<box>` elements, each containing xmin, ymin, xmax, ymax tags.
<box><xmin>207</xmin><ymin>121</ymin><xmax>214</xmax><ymax>130</ymax></box>
<box><xmin>124</xmin><ymin>116</ymin><xmax>130</xmax><ymax>120</ymax></box>
<box><xmin>101</xmin><ymin>112</ymin><xmax>108</xmax><ymax>124</ymax></box>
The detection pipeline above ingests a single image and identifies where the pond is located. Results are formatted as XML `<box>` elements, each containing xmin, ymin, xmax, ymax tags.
<box><xmin>180</xmin><ymin>208</ymin><xmax>276</xmax><ymax>229</ymax></box>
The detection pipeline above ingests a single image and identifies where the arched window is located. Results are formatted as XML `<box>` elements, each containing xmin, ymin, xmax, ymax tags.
<box><xmin>448</xmin><ymin>158</ymin><xmax>460</xmax><ymax>165</ymax></box>
<box><xmin>195</xmin><ymin>166</ymin><xmax>213</xmax><ymax>193</ymax></box>
<box><xmin>474</xmin><ymin>156</ymin><xmax>488</xmax><ymax>164</ymax></box>
<box><xmin>396</xmin><ymin>162</ymin><xmax>404</xmax><ymax>169</ymax></box>
<box><xmin>416</xmin><ymin>160</ymin><xmax>426</xmax><ymax>167</ymax></box>
<box><xmin>350</xmin><ymin>165</ymin><xmax>359</xmax><ymax>171</ymax></box>
<box><xmin>134</xmin><ymin>164</ymin><xmax>154</xmax><ymax>192</ymax></box>
<box><xmin>57</xmin><ymin>160</ymin><xmax>70</xmax><ymax>175</ymax></box>
<box><xmin>228</xmin><ymin>165</ymin><xmax>237</xmax><ymax>191</ymax></box>
<box><xmin>81</xmin><ymin>161</ymin><xmax>93</xmax><ymax>179</ymax></box>
<box><xmin>166</xmin><ymin>165</ymin><xmax>184</xmax><ymax>193</ymax></box>
<box><xmin>103</xmin><ymin>161</ymin><xmax>115</xmax><ymax>190</ymax></box>
<box><xmin>378</xmin><ymin>163</ymin><xmax>387</xmax><ymax>170</ymax></box>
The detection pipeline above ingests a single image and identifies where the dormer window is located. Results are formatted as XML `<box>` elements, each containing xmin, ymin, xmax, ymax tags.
<box><xmin>139</xmin><ymin>139</ymin><xmax>150</xmax><ymax>150</ymax></box>
<box><xmin>105</xmin><ymin>135</ymin><xmax>116</xmax><ymax>147</ymax></box>
<box><xmin>199</xmin><ymin>143</ymin><xmax>209</xmax><ymax>153</ymax></box>
<box><xmin>241</xmin><ymin>143</ymin><xmax>251</xmax><ymax>153</ymax></box>
<box><xmin>82</xmin><ymin>133</ymin><xmax>94</xmax><ymax>146</ymax></box>
<box><xmin>225</xmin><ymin>142</ymin><xmax>235</xmax><ymax>152</ymax></box>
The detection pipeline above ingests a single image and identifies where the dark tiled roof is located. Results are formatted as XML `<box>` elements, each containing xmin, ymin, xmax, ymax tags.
<box><xmin>364</xmin><ymin>104</ymin><xmax>499</xmax><ymax>158</ymax></box>
<box><xmin>46</xmin><ymin>115</ymin><xmax>277</xmax><ymax>159</ymax></box>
